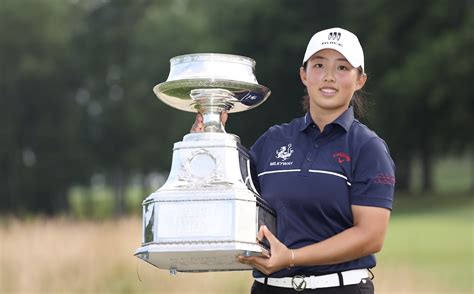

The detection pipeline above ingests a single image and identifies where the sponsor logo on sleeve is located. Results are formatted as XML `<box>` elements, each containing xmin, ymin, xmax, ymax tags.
<box><xmin>374</xmin><ymin>174</ymin><xmax>396</xmax><ymax>185</ymax></box>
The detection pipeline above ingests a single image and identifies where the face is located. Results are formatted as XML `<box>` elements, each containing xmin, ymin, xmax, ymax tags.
<box><xmin>300</xmin><ymin>49</ymin><xmax>366</xmax><ymax>115</ymax></box>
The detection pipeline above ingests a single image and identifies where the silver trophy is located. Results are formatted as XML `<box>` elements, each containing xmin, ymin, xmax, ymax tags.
<box><xmin>135</xmin><ymin>53</ymin><xmax>276</xmax><ymax>273</ymax></box>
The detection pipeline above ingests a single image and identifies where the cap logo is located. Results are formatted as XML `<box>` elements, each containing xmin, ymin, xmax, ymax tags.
<box><xmin>328</xmin><ymin>32</ymin><xmax>341</xmax><ymax>41</ymax></box>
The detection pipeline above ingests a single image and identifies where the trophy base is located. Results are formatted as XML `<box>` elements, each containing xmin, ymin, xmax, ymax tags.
<box><xmin>135</xmin><ymin>130</ymin><xmax>276</xmax><ymax>273</ymax></box>
<box><xmin>135</xmin><ymin>241</ymin><xmax>268</xmax><ymax>272</ymax></box>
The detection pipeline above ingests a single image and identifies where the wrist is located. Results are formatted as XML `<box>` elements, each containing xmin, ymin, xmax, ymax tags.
<box><xmin>288</xmin><ymin>249</ymin><xmax>295</xmax><ymax>269</ymax></box>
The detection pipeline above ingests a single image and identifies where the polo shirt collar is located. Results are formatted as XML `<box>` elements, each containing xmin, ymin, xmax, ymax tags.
<box><xmin>299</xmin><ymin>107</ymin><xmax>355</xmax><ymax>132</ymax></box>
<box><xmin>300</xmin><ymin>112</ymin><xmax>314</xmax><ymax>131</ymax></box>
<box><xmin>333</xmin><ymin>107</ymin><xmax>354</xmax><ymax>132</ymax></box>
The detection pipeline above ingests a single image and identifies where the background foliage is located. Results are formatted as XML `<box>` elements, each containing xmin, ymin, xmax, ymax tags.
<box><xmin>1</xmin><ymin>0</ymin><xmax>473</xmax><ymax>215</ymax></box>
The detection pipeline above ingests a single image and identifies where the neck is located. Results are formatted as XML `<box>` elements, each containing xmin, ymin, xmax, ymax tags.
<box><xmin>310</xmin><ymin>106</ymin><xmax>347</xmax><ymax>131</ymax></box>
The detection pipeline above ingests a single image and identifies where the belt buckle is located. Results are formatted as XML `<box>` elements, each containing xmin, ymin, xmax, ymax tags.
<box><xmin>291</xmin><ymin>275</ymin><xmax>306</xmax><ymax>291</ymax></box>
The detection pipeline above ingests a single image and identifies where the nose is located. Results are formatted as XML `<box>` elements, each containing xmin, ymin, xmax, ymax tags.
<box><xmin>323</xmin><ymin>69</ymin><xmax>336</xmax><ymax>82</ymax></box>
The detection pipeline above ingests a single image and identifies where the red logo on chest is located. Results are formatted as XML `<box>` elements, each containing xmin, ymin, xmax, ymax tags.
<box><xmin>333</xmin><ymin>152</ymin><xmax>351</xmax><ymax>164</ymax></box>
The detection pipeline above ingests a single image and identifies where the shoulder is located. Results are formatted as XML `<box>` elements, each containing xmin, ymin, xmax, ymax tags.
<box><xmin>349</xmin><ymin>120</ymin><xmax>394</xmax><ymax>171</ymax></box>
<box><xmin>250</xmin><ymin>116</ymin><xmax>302</xmax><ymax>153</ymax></box>
<box><xmin>264</xmin><ymin>116</ymin><xmax>303</xmax><ymax>139</ymax></box>
<box><xmin>350</xmin><ymin>120</ymin><xmax>378</xmax><ymax>142</ymax></box>
<box><xmin>349</xmin><ymin>120</ymin><xmax>388</xmax><ymax>149</ymax></box>
<box><xmin>349</xmin><ymin>120</ymin><xmax>393</xmax><ymax>162</ymax></box>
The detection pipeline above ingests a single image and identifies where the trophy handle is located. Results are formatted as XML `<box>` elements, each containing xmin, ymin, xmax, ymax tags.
<box><xmin>190</xmin><ymin>88</ymin><xmax>237</xmax><ymax>133</ymax></box>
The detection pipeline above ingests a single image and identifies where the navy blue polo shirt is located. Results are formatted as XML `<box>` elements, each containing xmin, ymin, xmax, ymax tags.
<box><xmin>249</xmin><ymin>107</ymin><xmax>395</xmax><ymax>278</ymax></box>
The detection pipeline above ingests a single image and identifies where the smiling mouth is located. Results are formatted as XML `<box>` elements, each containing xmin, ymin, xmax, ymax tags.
<box><xmin>320</xmin><ymin>87</ymin><xmax>337</xmax><ymax>95</ymax></box>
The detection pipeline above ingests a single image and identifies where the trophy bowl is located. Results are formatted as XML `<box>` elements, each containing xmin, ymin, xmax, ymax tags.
<box><xmin>153</xmin><ymin>53</ymin><xmax>271</xmax><ymax>113</ymax></box>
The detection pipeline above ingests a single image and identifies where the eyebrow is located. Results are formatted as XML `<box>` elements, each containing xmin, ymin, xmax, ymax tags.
<box><xmin>311</xmin><ymin>55</ymin><xmax>349</xmax><ymax>63</ymax></box>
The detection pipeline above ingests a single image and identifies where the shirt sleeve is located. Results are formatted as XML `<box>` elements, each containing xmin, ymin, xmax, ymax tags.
<box><xmin>249</xmin><ymin>131</ymin><xmax>269</xmax><ymax>194</ymax></box>
<box><xmin>350</xmin><ymin>137</ymin><xmax>396</xmax><ymax>210</ymax></box>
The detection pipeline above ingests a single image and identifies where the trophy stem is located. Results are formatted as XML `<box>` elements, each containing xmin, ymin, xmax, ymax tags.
<box><xmin>202</xmin><ymin>110</ymin><xmax>225</xmax><ymax>133</ymax></box>
<box><xmin>190</xmin><ymin>89</ymin><xmax>236</xmax><ymax>133</ymax></box>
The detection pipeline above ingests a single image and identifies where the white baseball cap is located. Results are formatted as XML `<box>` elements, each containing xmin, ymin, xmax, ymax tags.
<box><xmin>302</xmin><ymin>27</ymin><xmax>365</xmax><ymax>72</ymax></box>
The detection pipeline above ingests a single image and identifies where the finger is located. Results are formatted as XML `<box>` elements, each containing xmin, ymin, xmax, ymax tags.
<box><xmin>236</xmin><ymin>255</ymin><xmax>254</xmax><ymax>265</ymax></box>
<box><xmin>238</xmin><ymin>256</ymin><xmax>260</xmax><ymax>266</ymax></box>
<box><xmin>220</xmin><ymin>111</ymin><xmax>228</xmax><ymax>124</ymax></box>
<box><xmin>191</xmin><ymin>123</ymin><xmax>201</xmax><ymax>133</ymax></box>
<box><xmin>237</xmin><ymin>255</ymin><xmax>271</xmax><ymax>275</ymax></box>
<box><xmin>191</xmin><ymin>113</ymin><xmax>203</xmax><ymax>133</ymax></box>
<box><xmin>261</xmin><ymin>249</ymin><xmax>271</xmax><ymax>258</ymax></box>
<box><xmin>261</xmin><ymin>225</ymin><xmax>278</xmax><ymax>244</ymax></box>
<box><xmin>236</xmin><ymin>255</ymin><xmax>246</xmax><ymax>264</ymax></box>
<box><xmin>249</xmin><ymin>257</ymin><xmax>271</xmax><ymax>275</ymax></box>
<box><xmin>196</xmin><ymin>113</ymin><xmax>203</xmax><ymax>123</ymax></box>
<box><xmin>252</xmin><ymin>263</ymin><xmax>268</xmax><ymax>275</ymax></box>
<box><xmin>257</xmin><ymin>225</ymin><xmax>265</xmax><ymax>242</ymax></box>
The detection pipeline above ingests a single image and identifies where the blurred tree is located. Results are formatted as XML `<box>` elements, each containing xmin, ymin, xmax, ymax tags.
<box><xmin>124</xmin><ymin>0</ymin><xmax>220</xmax><ymax>174</ymax></box>
<box><xmin>71</xmin><ymin>0</ymin><xmax>155</xmax><ymax>216</ymax></box>
<box><xmin>0</xmin><ymin>0</ymin><xmax>88</xmax><ymax>213</ymax></box>
<box><xmin>346</xmin><ymin>0</ymin><xmax>473</xmax><ymax>191</ymax></box>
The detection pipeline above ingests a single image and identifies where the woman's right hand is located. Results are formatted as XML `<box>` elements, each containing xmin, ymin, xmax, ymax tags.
<box><xmin>190</xmin><ymin>112</ymin><xmax>228</xmax><ymax>133</ymax></box>
<box><xmin>190</xmin><ymin>113</ymin><xmax>204</xmax><ymax>133</ymax></box>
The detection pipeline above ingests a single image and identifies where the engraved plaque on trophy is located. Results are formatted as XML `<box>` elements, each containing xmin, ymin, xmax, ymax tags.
<box><xmin>134</xmin><ymin>53</ymin><xmax>276</xmax><ymax>273</ymax></box>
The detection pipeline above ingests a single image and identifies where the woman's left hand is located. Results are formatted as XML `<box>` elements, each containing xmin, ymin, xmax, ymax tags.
<box><xmin>236</xmin><ymin>225</ymin><xmax>292</xmax><ymax>275</ymax></box>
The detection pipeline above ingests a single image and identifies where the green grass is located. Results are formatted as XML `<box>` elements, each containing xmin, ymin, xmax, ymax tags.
<box><xmin>379</xmin><ymin>194</ymin><xmax>474</xmax><ymax>292</ymax></box>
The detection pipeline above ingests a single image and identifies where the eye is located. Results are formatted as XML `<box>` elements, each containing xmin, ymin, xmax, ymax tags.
<box><xmin>337</xmin><ymin>65</ymin><xmax>349</xmax><ymax>71</ymax></box>
<box><xmin>313</xmin><ymin>63</ymin><xmax>323</xmax><ymax>68</ymax></box>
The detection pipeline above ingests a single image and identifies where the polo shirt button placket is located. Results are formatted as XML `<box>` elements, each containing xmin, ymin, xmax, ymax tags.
<box><xmin>300</xmin><ymin>152</ymin><xmax>313</xmax><ymax>176</ymax></box>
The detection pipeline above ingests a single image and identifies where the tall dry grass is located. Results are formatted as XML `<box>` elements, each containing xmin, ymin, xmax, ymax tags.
<box><xmin>0</xmin><ymin>217</ymin><xmax>253</xmax><ymax>293</ymax></box>
<box><xmin>0</xmin><ymin>217</ymin><xmax>457</xmax><ymax>293</ymax></box>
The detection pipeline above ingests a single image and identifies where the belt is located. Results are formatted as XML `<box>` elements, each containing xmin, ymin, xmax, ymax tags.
<box><xmin>255</xmin><ymin>269</ymin><xmax>369</xmax><ymax>291</ymax></box>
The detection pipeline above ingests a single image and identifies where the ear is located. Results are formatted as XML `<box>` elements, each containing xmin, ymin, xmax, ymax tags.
<box><xmin>355</xmin><ymin>73</ymin><xmax>367</xmax><ymax>91</ymax></box>
<box><xmin>300</xmin><ymin>66</ymin><xmax>308</xmax><ymax>86</ymax></box>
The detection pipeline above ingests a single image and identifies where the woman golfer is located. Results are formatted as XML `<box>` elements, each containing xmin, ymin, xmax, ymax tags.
<box><xmin>193</xmin><ymin>27</ymin><xmax>395</xmax><ymax>294</ymax></box>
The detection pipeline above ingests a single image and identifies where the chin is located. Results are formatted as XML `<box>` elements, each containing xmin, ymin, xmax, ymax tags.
<box><xmin>312</xmin><ymin>101</ymin><xmax>348</xmax><ymax>112</ymax></box>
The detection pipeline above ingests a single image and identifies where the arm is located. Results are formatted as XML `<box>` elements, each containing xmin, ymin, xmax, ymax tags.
<box><xmin>295</xmin><ymin>205</ymin><xmax>390</xmax><ymax>266</ymax></box>
<box><xmin>238</xmin><ymin>205</ymin><xmax>390</xmax><ymax>275</ymax></box>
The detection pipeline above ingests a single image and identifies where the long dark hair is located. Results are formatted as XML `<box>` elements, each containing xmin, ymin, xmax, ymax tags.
<box><xmin>300</xmin><ymin>63</ymin><xmax>367</xmax><ymax>120</ymax></box>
